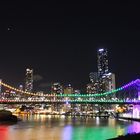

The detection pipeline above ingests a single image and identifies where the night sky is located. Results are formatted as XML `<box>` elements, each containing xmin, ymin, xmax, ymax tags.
<box><xmin>0</xmin><ymin>2</ymin><xmax>140</xmax><ymax>91</ymax></box>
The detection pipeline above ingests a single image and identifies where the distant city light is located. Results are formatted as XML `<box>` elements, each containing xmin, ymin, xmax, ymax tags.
<box><xmin>98</xmin><ymin>48</ymin><xmax>104</xmax><ymax>52</ymax></box>
<box><xmin>106</xmin><ymin>73</ymin><xmax>112</xmax><ymax>76</ymax></box>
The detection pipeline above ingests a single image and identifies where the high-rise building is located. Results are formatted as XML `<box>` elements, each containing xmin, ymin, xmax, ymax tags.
<box><xmin>25</xmin><ymin>68</ymin><xmax>33</xmax><ymax>92</ymax></box>
<box><xmin>103</xmin><ymin>73</ymin><xmax>116</xmax><ymax>91</ymax></box>
<box><xmin>89</xmin><ymin>72</ymin><xmax>99</xmax><ymax>83</ymax></box>
<box><xmin>97</xmin><ymin>48</ymin><xmax>108</xmax><ymax>76</ymax></box>
<box><xmin>64</xmin><ymin>84</ymin><xmax>73</xmax><ymax>94</ymax></box>
<box><xmin>51</xmin><ymin>83</ymin><xmax>63</xmax><ymax>94</ymax></box>
<box><xmin>97</xmin><ymin>48</ymin><xmax>110</xmax><ymax>93</ymax></box>
<box><xmin>87</xmin><ymin>48</ymin><xmax>116</xmax><ymax>95</ymax></box>
<box><xmin>87</xmin><ymin>82</ymin><xmax>100</xmax><ymax>94</ymax></box>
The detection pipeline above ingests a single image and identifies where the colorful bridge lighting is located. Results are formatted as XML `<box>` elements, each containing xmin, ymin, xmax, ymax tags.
<box><xmin>0</xmin><ymin>79</ymin><xmax>140</xmax><ymax>98</ymax></box>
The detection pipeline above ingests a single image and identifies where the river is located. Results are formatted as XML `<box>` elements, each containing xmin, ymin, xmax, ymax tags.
<box><xmin>0</xmin><ymin>115</ymin><xmax>140</xmax><ymax>140</ymax></box>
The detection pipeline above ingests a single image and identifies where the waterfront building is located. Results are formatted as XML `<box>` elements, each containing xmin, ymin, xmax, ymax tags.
<box><xmin>63</xmin><ymin>84</ymin><xmax>73</xmax><ymax>112</ymax></box>
<box><xmin>51</xmin><ymin>83</ymin><xmax>63</xmax><ymax>112</ymax></box>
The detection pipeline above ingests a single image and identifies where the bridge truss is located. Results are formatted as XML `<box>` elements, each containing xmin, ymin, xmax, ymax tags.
<box><xmin>0</xmin><ymin>79</ymin><xmax>140</xmax><ymax>104</ymax></box>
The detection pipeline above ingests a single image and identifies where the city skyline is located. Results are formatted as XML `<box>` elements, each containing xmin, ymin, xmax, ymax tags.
<box><xmin>0</xmin><ymin>47</ymin><xmax>130</xmax><ymax>92</ymax></box>
<box><xmin>0</xmin><ymin>2</ymin><xmax>140</xmax><ymax>90</ymax></box>
<box><xmin>1</xmin><ymin>2</ymin><xmax>140</xmax><ymax>140</ymax></box>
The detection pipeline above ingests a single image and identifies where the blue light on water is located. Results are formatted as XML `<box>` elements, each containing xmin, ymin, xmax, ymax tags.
<box><xmin>62</xmin><ymin>125</ymin><xmax>73</xmax><ymax>140</ymax></box>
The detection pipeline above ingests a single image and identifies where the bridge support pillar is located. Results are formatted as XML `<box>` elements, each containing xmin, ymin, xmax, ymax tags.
<box><xmin>133</xmin><ymin>105</ymin><xmax>140</xmax><ymax>118</ymax></box>
<box><xmin>0</xmin><ymin>79</ymin><xmax>2</xmax><ymax>94</ymax></box>
<box><xmin>138</xmin><ymin>91</ymin><xmax>140</xmax><ymax>100</ymax></box>
<box><xmin>137</xmin><ymin>77</ymin><xmax>140</xmax><ymax>99</ymax></box>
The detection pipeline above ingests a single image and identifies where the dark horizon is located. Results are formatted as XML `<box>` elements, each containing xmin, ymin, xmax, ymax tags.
<box><xmin>0</xmin><ymin>2</ymin><xmax>140</xmax><ymax>91</ymax></box>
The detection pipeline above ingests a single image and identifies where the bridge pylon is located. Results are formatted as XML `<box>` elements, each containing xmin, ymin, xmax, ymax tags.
<box><xmin>0</xmin><ymin>79</ymin><xmax>2</xmax><ymax>94</ymax></box>
<box><xmin>136</xmin><ymin>80</ymin><xmax>140</xmax><ymax>100</ymax></box>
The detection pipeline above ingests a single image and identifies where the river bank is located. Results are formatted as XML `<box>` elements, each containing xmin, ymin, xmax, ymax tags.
<box><xmin>0</xmin><ymin>110</ymin><xmax>19</xmax><ymax>122</ymax></box>
<box><xmin>108</xmin><ymin>116</ymin><xmax>140</xmax><ymax>139</ymax></box>
<box><xmin>117</xmin><ymin>116</ymin><xmax>140</xmax><ymax>122</ymax></box>
<box><xmin>108</xmin><ymin>132</ymin><xmax>140</xmax><ymax>139</ymax></box>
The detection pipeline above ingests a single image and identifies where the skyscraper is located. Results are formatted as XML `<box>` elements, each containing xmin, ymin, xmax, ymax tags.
<box><xmin>97</xmin><ymin>48</ymin><xmax>108</xmax><ymax>76</ymax></box>
<box><xmin>25</xmin><ymin>68</ymin><xmax>33</xmax><ymax>92</ymax></box>
<box><xmin>51</xmin><ymin>83</ymin><xmax>63</xmax><ymax>94</ymax></box>
<box><xmin>102</xmin><ymin>73</ymin><xmax>116</xmax><ymax>92</ymax></box>
<box><xmin>87</xmin><ymin>48</ymin><xmax>116</xmax><ymax>94</ymax></box>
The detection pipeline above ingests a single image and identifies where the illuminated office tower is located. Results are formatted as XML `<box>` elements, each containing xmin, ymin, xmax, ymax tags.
<box><xmin>64</xmin><ymin>84</ymin><xmax>73</xmax><ymax>94</ymax></box>
<box><xmin>87</xmin><ymin>48</ymin><xmax>116</xmax><ymax>95</ymax></box>
<box><xmin>97</xmin><ymin>48</ymin><xmax>109</xmax><ymax>93</ymax></box>
<box><xmin>25</xmin><ymin>68</ymin><xmax>33</xmax><ymax>92</ymax></box>
<box><xmin>89</xmin><ymin>72</ymin><xmax>99</xmax><ymax>83</ymax></box>
<box><xmin>87</xmin><ymin>81</ymin><xmax>100</xmax><ymax>94</ymax></box>
<box><xmin>104</xmin><ymin>73</ymin><xmax>116</xmax><ymax>91</ymax></box>
<box><xmin>97</xmin><ymin>48</ymin><xmax>108</xmax><ymax>76</ymax></box>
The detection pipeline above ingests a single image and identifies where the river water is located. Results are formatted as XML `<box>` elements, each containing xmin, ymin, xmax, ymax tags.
<box><xmin>0</xmin><ymin>115</ymin><xmax>140</xmax><ymax>140</ymax></box>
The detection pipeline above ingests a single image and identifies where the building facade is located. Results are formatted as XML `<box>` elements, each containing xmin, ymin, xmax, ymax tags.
<box><xmin>51</xmin><ymin>83</ymin><xmax>63</xmax><ymax>94</ymax></box>
<box><xmin>97</xmin><ymin>48</ymin><xmax>108</xmax><ymax>77</ymax></box>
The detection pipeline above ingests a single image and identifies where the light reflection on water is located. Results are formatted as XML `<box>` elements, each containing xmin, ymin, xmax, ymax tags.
<box><xmin>0</xmin><ymin>115</ymin><xmax>140</xmax><ymax>140</ymax></box>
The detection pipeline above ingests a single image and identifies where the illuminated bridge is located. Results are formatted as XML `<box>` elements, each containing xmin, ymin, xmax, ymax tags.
<box><xmin>0</xmin><ymin>79</ymin><xmax>140</xmax><ymax>104</ymax></box>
